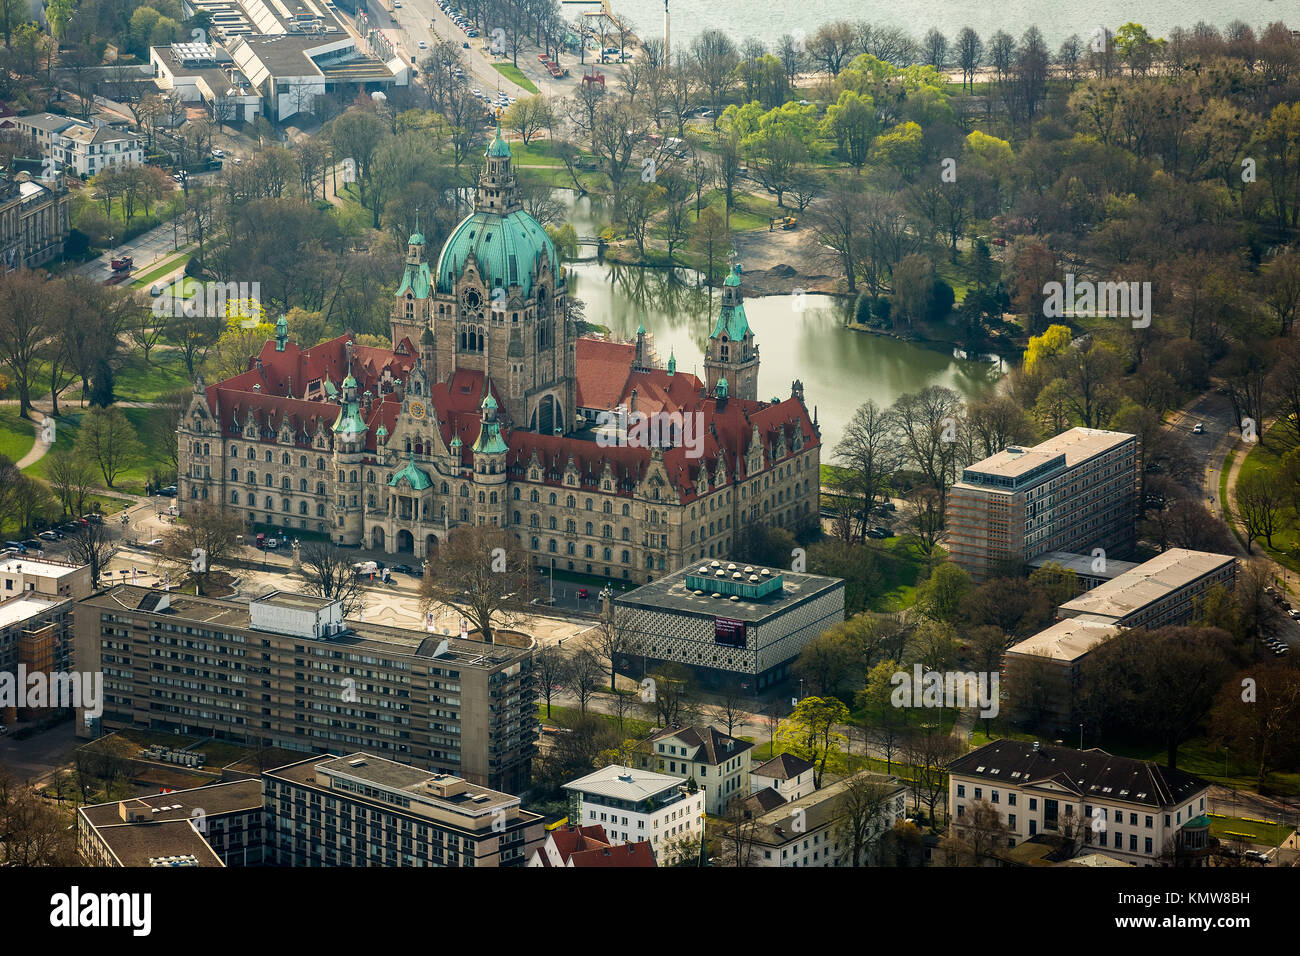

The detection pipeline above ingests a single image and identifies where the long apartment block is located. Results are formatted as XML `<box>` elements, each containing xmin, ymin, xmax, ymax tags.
<box><xmin>264</xmin><ymin>753</ymin><xmax>545</xmax><ymax>867</ymax></box>
<box><xmin>946</xmin><ymin>428</ymin><xmax>1139</xmax><ymax>581</ymax></box>
<box><xmin>73</xmin><ymin>587</ymin><xmax>538</xmax><ymax>793</ymax></box>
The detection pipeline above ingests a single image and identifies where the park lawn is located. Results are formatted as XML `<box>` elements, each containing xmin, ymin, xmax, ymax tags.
<box><xmin>0</xmin><ymin>407</ymin><xmax>37</xmax><ymax>464</ymax></box>
<box><xmin>1208</xmin><ymin>815</ymin><xmax>1294</xmax><ymax>845</ymax></box>
<box><xmin>112</xmin><ymin>349</ymin><xmax>192</xmax><ymax>403</ymax></box>
<box><xmin>866</xmin><ymin>533</ymin><xmax>928</xmax><ymax>612</ymax></box>
<box><xmin>131</xmin><ymin>252</ymin><xmax>194</xmax><ymax>288</ymax></box>
<box><xmin>537</xmin><ymin>701</ymin><xmax>655</xmax><ymax>740</ymax></box>
<box><xmin>689</xmin><ymin>188</ymin><xmax>784</xmax><ymax>233</ymax></box>
<box><xmin>25</xmin><ymin>407</ymin><xmax>172</xmax><ymax>497</ymax></box>
<box><xmin>1232</xmin><ymin>422</ymin><xmax>1300</xmax><ymax>571</ymax></box>
<box><xmin>508</xmin><ymin>139</ymin><xmax>567</xmax><ymax>166</ymax></box>
<box><xmin>107</xmin><ymin>407</ymin><xmax>177</xmax><ymax>494</ymax></box>
<box><xmin>492</xmin><ymin>62</ymin><xmax>539</xmax><ymax>94</ymax></box>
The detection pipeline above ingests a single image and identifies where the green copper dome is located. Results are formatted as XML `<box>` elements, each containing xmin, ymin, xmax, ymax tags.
<box><xmin>342</xmin><ymin>371</ymin><xmax>357</xmax><ymax>388</ymax></box>
<box><xmin>436</xmin><ymin>209</ymin><xmax>559</xmax><ymax>298</ymax></box>
<box><xmin>723</xmin><ymin>264</ymin><xmax>742</xmax><ymax>287</ymax></box>
<box><xmin>388</xmin><ymin>451</ymin><xmax>432</xmax><ymax>490</ymax></box>
<box><xmin>409</xmin><ymin>232</ymin><xmax>425</xmax><ymax>245</ymax></box>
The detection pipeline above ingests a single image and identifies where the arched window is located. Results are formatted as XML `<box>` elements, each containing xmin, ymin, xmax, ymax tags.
<box><xmin>549</xmin><ymin>516</ymin><xmax>557</xmax><ymax>530</ymax></box>
<box><xmin>585</xmin><ymin>498</ymin><xmax>593</xmax><ymax>510</ymax></box>
<box><xmin>549</xmin><ymin>493</ymin><xmax>557</xmax><ymax>505</ymax></box>
<box><xmin>230</xmin><ymin>468</ymin><xmax>238</xmax><ymax>480</ymax></box>
<box><xmin>265</xmin><ymin>451</ymin><xmax>273</xmax><ymax>462</ymax></box>
<box><xmin>566</xmin><ymin>495</ymin><xmax>575</xmax><ymax>508</ymax></box>
<box><xmin>282</xmin><ymin>452</ymin><xmax>290</xmax><ymax>465</ymax></box>
<box><xmin>585</xmin><ymin>521</ymin><xmax>593</xmax><ymax>536</ymax></box>
<box><xmin>265</xmin><ymin>473</ymin><xmax>273</xmax><ymax>486</ymax></box>
<box><xmin>530</xmin><ymin>490</ymin><xmax>539</xmax><ymax>503</ymax></box>
<box><xmin>621</xmin><ymin>503</ymin><xmax>630</xmax><ymax>516</ymax></box>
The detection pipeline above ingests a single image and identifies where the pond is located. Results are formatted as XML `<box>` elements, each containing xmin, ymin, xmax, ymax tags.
<box><xmin>559</xmin><ymin>193</ymin><xmax>1005</xmax><ymax>452</ymax></box>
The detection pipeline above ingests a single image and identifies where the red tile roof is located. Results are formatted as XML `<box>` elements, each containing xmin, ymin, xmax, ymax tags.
<box><xmin>203</xmin><ymin>332</ymin><xmax>818</xmax><ymax>491</ymax></box>
<box><xmin>534</xmin><ymin>824</ymin><xmax>656</xmax><ymax>867</ymax></box>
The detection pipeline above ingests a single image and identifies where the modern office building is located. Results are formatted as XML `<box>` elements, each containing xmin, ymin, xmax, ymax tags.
<box><xmin>77</xmin><ymin>780</ymin><xmax>265</xmax><ymax>867</ymax></box>
<box><xmin>264</xmin><ymin>752</ymin><xmax>544</xmax><ymax>867</ymax></box>
<box><xmin>948</xmin><ymin>741</ymin><xmax>1212</xmax><ymax>866</ymax></box>
<box><xmin>564</xmin><ymin>764</ymin><xmax>707</xmax><ymax>865</ymax></box>
<box><xmin>945</xmin><ymin>428</ymin><xmax>1139</xmax><ymax>581</ymax></box>
<box><xmin>613</xmin><ymin>561</ymin><xmax>844</xmax><ymax>690</ymax></box>
<box><xmin>73</xmin><ymin>586</ymin><xmax>537</xmax><ymax>792</ymax></box>
<box><xmin>1056</xmin><ymin>548</ymin><xmax>1237</xmax><ymax>628</ymax></box>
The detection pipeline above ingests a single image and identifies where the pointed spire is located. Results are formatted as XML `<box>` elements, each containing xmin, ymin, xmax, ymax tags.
<box><xmin>667</xmin><ymin>349</ymin><xmax>676</xmax><ymax>376</ymax></box>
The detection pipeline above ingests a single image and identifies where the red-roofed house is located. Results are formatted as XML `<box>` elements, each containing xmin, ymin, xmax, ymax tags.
<box><xmin>527</xmin><ymin>823</ymin><xmax>656</xmax><ymax>868</ymax></box>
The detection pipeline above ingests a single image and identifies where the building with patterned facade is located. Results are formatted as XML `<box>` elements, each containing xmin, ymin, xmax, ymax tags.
<box><xmin>613</xmin><ymin>562</ymin><xmax>845</xmax><ymax>690</ymax></box>
<box><xmin>176</xmin><ymin>128</ymin><xmax>820</xmax><ymax>582</ymax></box>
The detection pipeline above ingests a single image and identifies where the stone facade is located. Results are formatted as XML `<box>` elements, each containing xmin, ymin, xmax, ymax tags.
<box><xmin>177</xmin><ymin>133</ymin><xmax>820</xmax><ymax>581</ymax></box>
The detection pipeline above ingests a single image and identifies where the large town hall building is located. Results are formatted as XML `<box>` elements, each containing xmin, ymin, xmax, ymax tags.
<box><xmin>177</xmin><ymin>129</ymin><xmax>820</xmax><ymax>581</ymax></box>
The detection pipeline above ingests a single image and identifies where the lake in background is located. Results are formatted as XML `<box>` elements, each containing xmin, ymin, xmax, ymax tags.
<box><xmin>586</xmin><ymin>0</ymin><xmax>1275</xmax><ymax>53</ymax></box>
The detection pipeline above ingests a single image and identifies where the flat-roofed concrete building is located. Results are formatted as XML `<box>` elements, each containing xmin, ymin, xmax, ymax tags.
<box><xmin>614</xmin><ymin>561</ymin><xmax>844</xmax><ymax>690</ymax></box>
<box><xmin>1005</xmin><ymin>549</ymin><xmax>1237</xmax><ymax>728</ymax></box>
<box><xmin>564</xmin><ymin>764</ymin><xmax>706</xmax><ymax>865</ymax></box>
<box><xmin>73</xmin><ymin>586</ymin><xmax>537</xmax><ymax>792</ymax></box>
<box><xmin>1027</xmin><ymin>550</ymin><xmax>1140</xmax><ymax>594</ymax></box>
<box><xmin>77</xmin><ymin>780</ymin><xmax>265</xmax><ymax>867</ymax></box>
<box><xmin>264</xmin><ymin>752</ymin><xmax>544</xmax><ymax>866</ymax></box>
<box><xmin>0</xmin><ymin>555</ymin><xmax>93</xmax><ymax>602</ymax></box>
<box><xmin>946</xmin><ymin>428</ymin><xmax>1139</xmax><ymax>581</ymax></box>
<box><xmin>1057</xmin><ymin>548</ymin><xmax>1237</xmax><ymax>629</ymax></box>
<box><xmin>1003</xmin><ymin>617</ymin><xmax>1121</xmax><ymax>727</ymax></box>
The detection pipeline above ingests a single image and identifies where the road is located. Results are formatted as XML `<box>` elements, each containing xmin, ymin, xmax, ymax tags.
<box><xmin>74</xmin><ymin>218</ymin><xmax>191</xmax><ymax>285</ymax></box>
<box><xmin>1163</xmin><ymin>390</ymin><xmax>1238</xmax><ymax>517</ymax></box>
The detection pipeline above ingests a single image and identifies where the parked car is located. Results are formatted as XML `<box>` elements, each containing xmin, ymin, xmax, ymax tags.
<box><xmin>4</xmin><ymin>541</ymin><xmax>26</xmax><ymax>553</ymax></box>
<box><xmin>21</xmin><ymin>538</ymin><xmax>42</xmax><ymax>551</ymax></box>
<box><xmin>577</xmin><ymin>587</ymin><xmax>590</xmax><ymax>599</ymax></box>
<box><xmin>866</xmin><ymin>528</ymin><xmax>887</xmax><ymax>539</ymax></box>
<box><xmin>390</xmin><ymin>563</ymin><xmax>414</xmax><ymax>575</ymax></box>
<box><xmin>1192</xmin><ymin>422</ymin><xmax>1205</xmax><ymax>434</ymax></box>
<box><xmin>418</xmin><ymin>40</ymin><xmax>426</xmax><ymax>49</ymax></box>
<box><xmin>871</xmin><ymin>527</ymin><xmax>895</xmax><ymax>538</ymax></box>
<box><xmin>211</xmin><ymin>148</ymin><xmax>224</xmax><ymax>158</ymax></box>
<box><xmin>144</xmin><ymin>538</ymin><xmax>164</xmax><ymax>548</ymax></box>
<box><xmin>1288</xmin><ymin>609</ymin><xmax>1300</xmax><ymax>621</ymax></box>
<box><xmin>264</xmin><ymin>538</ymin><xmax>279</xmax><ymax>550</ymax></box>
<box><xmin>38</xmin><ymin>531</ymin><xmax>59</xmax><ymax>541</ymax></box>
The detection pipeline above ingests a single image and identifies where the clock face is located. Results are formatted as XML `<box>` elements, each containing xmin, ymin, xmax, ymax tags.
<box><xmin>461</xmin><ymin>288</ymin><xmax>482</xmax><ymax>312</ymax></box>
<box><xmin>410</xmin><ymin>401</ymin><xmax>426</xmax><ymax>420</ymax></box>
